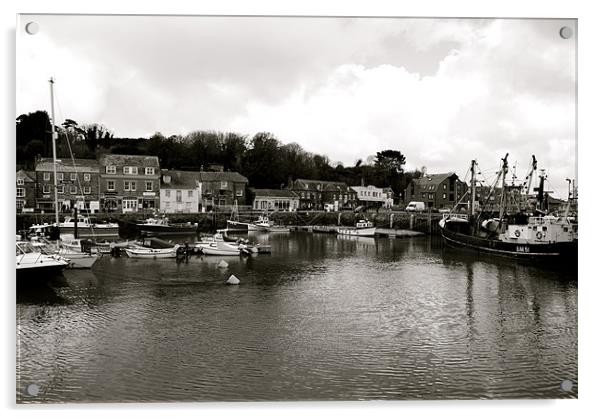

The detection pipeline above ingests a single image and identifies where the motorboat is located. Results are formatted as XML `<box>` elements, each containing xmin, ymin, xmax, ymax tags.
<box><xmin>336</xmin><ymin>220</ymin><xmax>376</xmax><ymax>237</ymax></box>
<box><xmin>132</xmin><ymin>216</ymin><xmax>198</xmax><ymax>236</ymax></box>
<box><xmin>29</xmin><ymin>216</ymin><xmax>119</xmax><ymax>239</ymax></box>
<box><xmin>29</xmin><ymin>237</ymin><xmax>100</xmax><ymax>269</ymax></box>
<box><xmin>16</xmin><ymin>241</ymin><xmax>68</xmax><ymax>279</ymax></box>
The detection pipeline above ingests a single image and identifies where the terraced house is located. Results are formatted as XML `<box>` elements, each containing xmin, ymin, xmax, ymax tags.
<box><xmin>98</xmin><ymin>154</ymin><xmax>160</xmax><ymax>213</ymax></box>
<box><xmin>289</xmin><ymin>179</ymin><xmax>357</xmax><ymax>210</ymax></box>
<box><xmin>16</xmin><ymin>169</ymin><xmax>36</xmax><ymax>212</ymax></box>
<box><xmin>160</xmin><ymin>170</ymin><xmax>200</xmax><ymax>213</ymax></box>
<box><xmin>198</xmin><ymin>170</ymin><xmax>248</xmax><ymax>211</ymax></box>
<box><xmin>35</xmin><ymin>158</ymin><xmax>101</xmax><ymax>213</ymax></box>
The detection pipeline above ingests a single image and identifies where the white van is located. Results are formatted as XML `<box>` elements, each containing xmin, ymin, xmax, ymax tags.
<box><xmin>405</xmin><ymin>201</ymin><xmax>426</xmax><ymax>212</ymax></box>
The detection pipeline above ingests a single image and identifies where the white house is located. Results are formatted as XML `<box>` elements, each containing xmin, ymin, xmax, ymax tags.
<box><xmin>159</xmin><ymin>170</ymin><xmax>200</xmax><ymax>213</ymax></box>
<box><xmin>351</xmin><ymin>185</ymin><xmax>392</xmax><ymax>209</ymax></box>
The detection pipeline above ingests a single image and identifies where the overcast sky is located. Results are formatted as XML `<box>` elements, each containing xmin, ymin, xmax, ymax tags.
<box><xmin>17</xmin><ymin>15</ymin><xmax>576</xmax><ymax>197</ymax></box>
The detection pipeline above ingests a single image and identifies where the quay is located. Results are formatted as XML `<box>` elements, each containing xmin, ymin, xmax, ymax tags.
<box><xmin>17</xmin><ymin>210</ymin><xmax>444</xmax><ymax>237</ymax></box>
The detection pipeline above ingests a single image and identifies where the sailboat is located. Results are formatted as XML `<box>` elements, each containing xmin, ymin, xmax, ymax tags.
<box><xmin>439</xmin><ymin>154</ymin><xmax>578</xmax><ymax>260</ymax></box>
<box><xmin>28</xmin><ymin>78</ymin><xmax>100</xmax><ymax>269</ymax></box>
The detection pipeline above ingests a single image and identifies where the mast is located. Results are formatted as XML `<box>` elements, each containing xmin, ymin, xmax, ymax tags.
<box><xmin>469</xmin><ymin>159</ymin><xmax>476</xmax><ymax>216</ymax></box>
<box><xmin>49</xmin><ymin>78</ymin><xmax>59</xmax><ymax>228</ymax></box>
<box><xmin>524</xmin><ymin>155</ymin><xmax>537</xmax><ymax>195</ymax></box>
<box><xmin>498</xmin><ymin>153</ymin><xmax>509</xmax><ymax>220</ymax></box>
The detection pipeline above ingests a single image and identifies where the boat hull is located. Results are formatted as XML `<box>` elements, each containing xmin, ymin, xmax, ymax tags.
<box><xmin>59</xmin><ymin>226</ymin><xmax>120</xmax><ymax>238</ymax></box>
<box><xmin>440</xmin><ymin>225</ymin><xmax>578</xmax><ymax>260</ymax></box>
<box><xmin>337</xmin><ymin>227</ymin><xmax>376</xmax><ymax>237</ymax></box>
<box><xmin>125</xmin><ymin>248</ymin><xmax>178</xmax><ymax>258</ymax></box>
<box><xmin>202</xmin><ymin>247</ymin><xmax>241</xmax><ymax>256</ymax></box>
<box><xmin>136</xmin><ymin>224</ymin><xmax>198</xmax><ymax>236</ymax></box>
<box><xmin>59</xmin><ymin>251</ymin><xmax>99</xmax><ymax>268</ymax></box>
<box><xmin>226</xmin><ymin>220</ymin><xmax>249</xmax><ymax>232</ymax></box>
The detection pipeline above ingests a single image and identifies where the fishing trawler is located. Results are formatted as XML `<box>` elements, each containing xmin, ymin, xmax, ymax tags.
<box><xmin>439</xmin><ymin>154</ymin><xmax>577</xmax><ymax>260</ymax></box>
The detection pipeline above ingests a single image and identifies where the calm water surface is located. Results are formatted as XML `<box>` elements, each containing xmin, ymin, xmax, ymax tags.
<box><xmin>16</xmin><ymin>233</ymin><xmax>577</xmax><ymax>402</ymax></box>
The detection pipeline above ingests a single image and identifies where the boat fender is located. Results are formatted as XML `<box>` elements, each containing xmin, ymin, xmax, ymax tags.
<box><xmin>514</xmin><ymin>230</ymin><xmax>521</xmax><ymax>237</ymax></box>
<box><xmin>226</xmin><ymin>275</ymin><xmax>240</xmax><ymax>285</ymax></box>
<box><xmin>536</xmin><ymin>231</ymin><xmax>543</xmax><ymax>240</ymax></box>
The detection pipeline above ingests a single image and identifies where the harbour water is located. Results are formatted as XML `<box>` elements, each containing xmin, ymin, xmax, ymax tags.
<box><xmin>16</xmin><ymin>232</ymin><xmax>577</xmax><ymax>402</ymax></box>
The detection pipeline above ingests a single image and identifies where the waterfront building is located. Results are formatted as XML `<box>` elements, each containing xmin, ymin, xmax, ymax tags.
<box><xmin>16</xmin><ymin>169</ymin><xmax>36</xmax><ymax>212</ymax></box>
<box><xmin>159</xmin><ymin>170</ymin><xmax>200</xmax><ymax>213</ymax></box>
<box><xmin>252</xmin><ymin>189</ymin><xmax>300</xmax><ymax>211</ymax></box>
<box><xmin>198</xmin><ymin>170</ymin><xmax>248</xmax><ymax>212</ymax></box>
<box><xmin>322</xmin><ymin>182</ymin><xmax>357</xmax><ymax>211</ymax></box>
<box><xmin>351</xmin><ymin>185</ymin><xmax>392</xmax><ymax>209</ymax></box>
<box><xmin>404</xmin><ymin>173</ymin><xmax>468</xmax><ymax>210</ymax></box>
<box><xmin>98</xmin><ymin>154</ymin><xmax>160</xmax><ymax>213</ymax></box>
<box><xmin>289</xmin><ymin>179</ymin><xmax>356</xmax><ymax>210</ymax></box>
<box><xmin>35</xmin><ymin>158</ymin><xmax>101</xmax><ymax>213</ymax></box>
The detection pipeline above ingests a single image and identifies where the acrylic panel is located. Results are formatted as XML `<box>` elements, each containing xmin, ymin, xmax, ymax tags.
<box><xmin>16</xmin><ymin>14</ymin><xmax>577</xmax><ymax>403</ymax></box>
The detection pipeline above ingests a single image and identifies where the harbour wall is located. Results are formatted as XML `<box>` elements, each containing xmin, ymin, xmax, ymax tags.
<box><xmin>16</xmin><ymin>211</ymin><xmax>444</xmax><ymax>236</ymax></box>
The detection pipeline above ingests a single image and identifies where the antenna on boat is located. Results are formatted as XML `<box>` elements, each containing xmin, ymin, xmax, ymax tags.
<box><xmin>498</xmin><ymin>153</ymin><xmax>509</xmax><ymax>221</ymax></box>
<box><xmin>49</xmin><ymin>78</ymin><xmax>60</xmax><ymax>230</ymax></box>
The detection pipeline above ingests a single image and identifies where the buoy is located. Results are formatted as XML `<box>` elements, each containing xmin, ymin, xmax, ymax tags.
<box><xmin>226</xmin><ymin>275</ymin><xmax>240</xmax><ymax>285</ymax></box>
<box><xmin>218</xmin><ymin>260</ymin><xmax>229</xmax><ymax>269</ymax></box>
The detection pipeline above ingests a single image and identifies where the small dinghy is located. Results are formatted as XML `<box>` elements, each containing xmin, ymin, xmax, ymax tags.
<box><xmin>125</xmin><ymin>246</ymin><xmax>180</xmax><ymax>259</ymax></box>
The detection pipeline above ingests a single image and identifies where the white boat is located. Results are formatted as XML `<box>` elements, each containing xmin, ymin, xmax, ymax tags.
<box><xmin>29</xmin><ymin>216</ymin><xmax>120</xmax><ymax>239</ymax></box>
<box><xmin>16</xmin><ymin>242</ymin><xmax>68</xmax><ymax>279</ymax></box>
<box><xmin>125</xmin><ymin>245</ymin><xmax>180</xmax><ymax>259</ymax></box>
<box><xmin>267</xmin><ymin>225</ymin><xmax>291</xmax><ymax>233</ymax></box>
<box><xmin>29</xmin><ymin>237</ymin><xmax>100</xmax><ymax>269</ymax></box>
<box><xmin>196</xmin><ymin>233</ymin><xmax>242</xmax><ymax>256</ymax></box>
<box><xmin>336</xmin><ymin>220</ymin><xmax>376</xmax><ymax>237</ymax></box>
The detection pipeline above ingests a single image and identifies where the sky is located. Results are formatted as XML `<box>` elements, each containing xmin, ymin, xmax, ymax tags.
<box><xmin>16</xmin><ymin>15</ymin><xmax>577</xmax><ymax>197</ymax></box>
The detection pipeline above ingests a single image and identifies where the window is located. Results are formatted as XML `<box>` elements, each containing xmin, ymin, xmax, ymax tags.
<box><xmin>188</xmin><ymin>190</ymin><xmax>194</xmax><ymax>198</ymax></box>
<box><xmin>70</xmin><ymin>173</ymin><xmax>77</xmax><ymax>181</ymax></box>
<box><xmin>449</xmin><ymin>181</ymin><xmax>455</xmax><ymax>191</ymax></box>
<box><xmin>176</xmin><ymin>190</ymin><xmax>182</xmax><ymax>203</ymax></box>
<box><xmin>106</xmin><ymin>166</ymin><xmax>116</xmax><ymax>174</ymax></box>
<box><xmin>220</xmin><ymin>181</ymin><xmax>228</xmax><ymax>189</ymax></box>
<box><xmin>70</xmin><ymin>186</ymin><xmax>77</xmax><ymax>194</ymax></box>
<box><xmin>57</xmin><ymin>185</ymin><xmax>64</xmax><ymax>194</ymax></box>
<box><xmin>16</xmin><ymin>188</ymin><xmax>24</xmax><ymax>197</ymax></box>
<box><xmin>449</xmin><ymin>193</ymin><xmax>455</xmax><ymax>201</ymax></box>
<box><xmin>107</xmin><ymin>181</ymin><xmax>115</xmax><ymax>191</ymax></box>
<box><xmin>443</xmin><ymin>193</ymin><xmax>447</xmax><ymax>199</ymax></box>
<box><xmin>16</xmin><ymin>201</ymin><xmax>24</xmax><ymax>209</ymax></box>
<box><xmin>43</xmin><ymin>185</ymin><xmax>50</xmax><ymax>194</ymax></box>
<box><xmin>124</xmin><ymin>181</ymin><xmax>137</xmax><ymax>191</ymax></box>
<box><xmin>165</xmin><ymin>189</ymin><xmax>171</xmax><ymax>197</ymax></box>
<box><xmin>57</xmin><ymin>173</ymin><xmax>63</xmax><ymax>181</ymax></box>
<box><xmin>83</xmin><ymin>186</ymin><xmax>91</xmax><ymax>194</ymax></box>
<box><xmin>443</xmin><ymin>184</ymin><xmax>447</xmax><ymax>190</ymax></box>
<box><xmin>186</xmin><ymin>202</ymin><xmax>192</xmax><ymax>208</ymax></box>
<box><xmin>165</xmin><ymin>202</ymin><xmax>171</xmax><ymax>208</ymax></box>
<box><xmin>43</xmin><ymin>172</ymin><xmax>51</xmax><ymax>181</ymax></box>
<box><xmin>146</xmin><ymin>181</ymin><xmax>153</xmax><ymax>191</ymax></box>
<box><xmin>123</xmin><ymin>166</ymin><xmax>138</xmax><ymax>175</ymax></box>
<box><xmin>145</xmin><ymin>167</ymin><xmax>155</xmax><ymax>175</ymax></box>
<box><xmin>236</xmin><ymin>189</ymin><xmax>243</xmax><ymax>197</ymax></box>
<box><xmin>17</xmin><ymin>178</ymin><xmax>24</xmax><ymax>185</ymax></box>
<box><xmin>84</xmin><ymin>173</ymin><xmax>91</xmax><ymax>182</ymax></box>
<box><xmin>428</xmin><ymin>193</ymin><xmax>434</xmax><ymax>200</ymax></box>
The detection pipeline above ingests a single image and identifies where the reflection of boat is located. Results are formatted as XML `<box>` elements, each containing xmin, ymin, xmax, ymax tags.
<box><xmin>336</xmin><ymin>220</ymin><xmax>376</xmax><ymax>237</ymax></box>
<box><xmin>134</xmin><ymin>216</ymin><xmax>198</xmax><ymax>236</ymax></box>
<box><xmin>439</xmin><ymin>155</ymin><xmax>578</xmax><ymax>260</ymax></box>
<box><xmin>16</xmin><ymin>242</ymin><xmax>68</xmax><ymax>279</ymax></box>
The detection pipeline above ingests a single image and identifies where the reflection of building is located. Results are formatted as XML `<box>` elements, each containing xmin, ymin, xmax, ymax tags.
<box><xmin>252</xmin><ymin>189</ymin><xmax>299</xmax><ymax>211</ymax></box>
<box><xmin>16</xmin><ymin>169</ymin><xmax>36</xmax><ymax>212</ymax></box>
<box><xmin>351</xmin><ymin>185</ymin><xmax>392</xmax><ymax>209</ymax></box>
<box><xmin>98</xmin><ymin>154</ymin><xmax>160</xmax><ymax>213</ymax></box>
<box><xmin>35</xmin><ymin>158</ymin><xmax>101</xmax><ymax>213</ymax></box>
<box><xmin>198</xmin><ymin>171</ymin><xmax>248</xmax><ymax>211</ymax></box>
<box><xmin>160</xmin><ymin>170</ymin><xmax>200</xmax><ymax>213</ymax></box>
<box><xmin>289</xmin><ymin>179</ymin><xmax>357</xmax><ymax>210</ymax></box>
<box><xmin>404</xmin><ymin>173</ymin><xmax>468</xmax><ymax>210</ymax></box>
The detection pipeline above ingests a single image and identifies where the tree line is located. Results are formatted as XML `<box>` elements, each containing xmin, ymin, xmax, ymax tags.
<box><xmin>16</xmin><ymin>110</ymin><xmax>423</xmax><ymax>199</ymax></box>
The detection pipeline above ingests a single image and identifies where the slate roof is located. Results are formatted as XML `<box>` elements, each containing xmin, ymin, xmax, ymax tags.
<box><xmin>36</xmin><ymin>158</ymin><xmax>100</xmax><ymax>173</ymax></box>
<box><xmin>292</xmin><ymin>179</ymin><xmax>349</xmax><ymax>191</ymax></box>
<box><xmin>161</xmin><ymin>170</ymin><xmax>199</xmax><ymax>189</ymax></box>
<box><xmin>412</xmin><ymin>173</ymin><xmax>457</xmax><ymax>187</ymax></box>
<box><xmin>16</xmin><ymin>169</ymin><xmax>35</xmax><ymax>182</ymax></box>
<box><xmin>254</xmin><ymin>189</ymin><xmax>299</xmax><ymax>199</ymax></box>
<box><xmin>98</xmin><ymin>154</ymin><xmax>160</xmax><ymax>168</ymax></box>
<box><xmin>199</xmin><ymin>171</ymin><xmax>248</xmax><ymax>183</ymax></box>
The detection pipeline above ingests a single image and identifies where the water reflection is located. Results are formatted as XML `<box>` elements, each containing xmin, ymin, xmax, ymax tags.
<box><xmin>17</xmin><ymin>233</ymin><xmax>577</xmax><ymax>402</ymax></box>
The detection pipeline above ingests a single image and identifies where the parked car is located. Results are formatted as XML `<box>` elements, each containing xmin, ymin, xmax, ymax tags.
<box><xmin>405</xmin><ymin>201</ymin><xmax>426</xmax><ymax>212</ymax></box>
